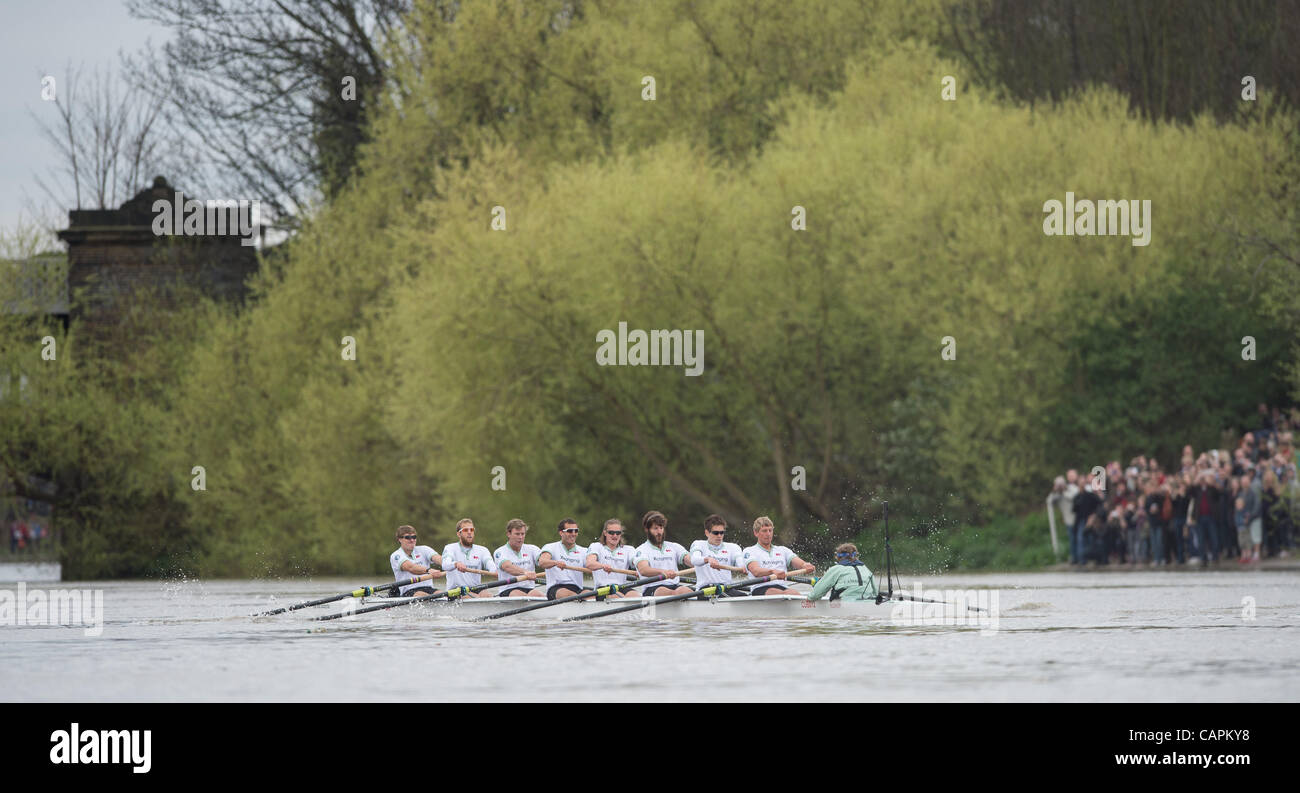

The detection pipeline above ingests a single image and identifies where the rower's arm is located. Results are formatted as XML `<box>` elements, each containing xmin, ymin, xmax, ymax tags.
<box><xmin>499</xmin><ymin>560</ymin><xmax>526</xmax><ymax>576</ymax></box>
<box><xmin>790</xmin><ymin>555</ymin><xmax>815</xmax><ymax>575</ymax></box>
<box><xmin>636</xmin><ymin>559</ymin><xmax>657</xmax><ymax>577</ymax></box>
<box><xmin>805</xmin><ymin>568</ymin><xmax>839</xmax><ymax>600</ymax></box>
<box><xmin>400</xmin><ymin>559</ymin><xmax>436</xmax><ymax>575</ymax></box>
<box><xmin>538</xmin><ymin>551</ymin><xmax>557</xmax><ymax>569</ymax></box>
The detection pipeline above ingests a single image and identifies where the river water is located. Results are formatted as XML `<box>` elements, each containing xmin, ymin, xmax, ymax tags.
<box><xmin>2</xmin><ymin>570</ymin><xmax>1297</xmax><ymax>701</ymax></box>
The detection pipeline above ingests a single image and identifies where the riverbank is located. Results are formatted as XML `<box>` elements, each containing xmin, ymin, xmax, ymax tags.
<box><xmin>852</xmin><ymin>511</ymin><xmax>1300</xmax><ymax>575</ymax></box>
<box><xmin>1046</xmin><ymin>558</ymin><xmax>1300</xmax><ymax>572</ymax></box>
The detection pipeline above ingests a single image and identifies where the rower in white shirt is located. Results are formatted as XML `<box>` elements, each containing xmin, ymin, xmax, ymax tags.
<box><xmin>742</xmin><ymin>515</ymin><xmax>815</xmax><ymax>596</ymax></box>
<box><xmin>492</xmin><ymin>518</ymin><xmax>544</xmax><ymax>597</ymax></box>
<box><xmin>633</xmin><ymin>510</ymin><xmax>694</xmax><ymax>597</ymax></box>
<box><xmin>689</xmin><ymin>514</ymin><xmax>747</xmax><ymax>595</ymax></box>
<box><xmin>538</xmin><ymin>518</ymin><xmax>592</xmax><ymax>600</ymax></box>
<box><xmin>389</xmin><ymin>525</ymin><xmax>446</xmax><ymax>596</ymax></box>
<box><xmin>585</xmin><ymin>518</ymin><xmax>639</xmax><ymax>598</ymax></box>
<box><xmin>440</xmin><ymin>518</ymin><xmax>498</xmax><ymax>597</ymax></box>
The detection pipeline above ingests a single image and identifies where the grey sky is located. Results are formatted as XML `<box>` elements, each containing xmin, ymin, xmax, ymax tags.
<box><xmin>0</xmin><ymin>0</ymin><xmax>168</xmax><ymax>239</ymax></box>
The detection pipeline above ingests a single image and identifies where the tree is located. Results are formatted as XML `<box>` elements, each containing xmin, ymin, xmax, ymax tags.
<box><xmin>30</xmin><ymin>63</ymin><xmax>172</xmax><ymax>213</ymax></box>
<box><xmin>938</xmin><ymin>0</ymin><xmax>1300</xmax><ymax>122</ymax></box>
<box><xmin>123</xmin><ymin>0</ymin><xmax>412</xmax><ymax>229</ymax></box>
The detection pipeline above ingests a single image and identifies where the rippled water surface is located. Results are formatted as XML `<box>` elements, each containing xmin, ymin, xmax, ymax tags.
<box><xmin>2</xmin><ymin>571</ymin><xmax>1298</xmax><ymax>701</ymax></box>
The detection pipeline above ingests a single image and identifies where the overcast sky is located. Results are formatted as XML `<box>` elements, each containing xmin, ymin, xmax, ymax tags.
<box><xmin>0</xmin><ymin>1</ymin><xmax>168</xmax><ymax>239</ymax></box>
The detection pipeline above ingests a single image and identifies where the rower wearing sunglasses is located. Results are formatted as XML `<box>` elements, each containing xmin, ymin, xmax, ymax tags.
<box><xmin>539</xmin><ymin>518</ymin><xmax>593</xmax><ymax>600</ymax></box>
<box><xmin>440</xmin><ymin>518</ymin><xmax>498</xmax><ymax>597</ymax></box>
<box><xmin>689</xmin><ymin>514</ymin><xmax>747</xmax><ymax>596</ymax></box>
<box><xmin>742</xmin><ymin>516</ymin><xmax>815</xmax><ymax>596</ymax></box>
<box><xmin>585</xmin><ymin>518</ymin><xmax>638</xmax><ymax>598</ymax></box>
<box><xmin>389</xmin><ymin>525</ymin><xmax>446</xmax><ymax>597</ymax></box>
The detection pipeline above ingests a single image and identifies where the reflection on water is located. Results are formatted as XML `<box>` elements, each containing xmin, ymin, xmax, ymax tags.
<box><xmin>1</xmin><ymin>571</ymin><xmax>1297</xmax><ymax>701</ymax></box>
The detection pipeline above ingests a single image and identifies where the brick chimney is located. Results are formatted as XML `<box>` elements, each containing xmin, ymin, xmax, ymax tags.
<box><xmin>56</xmin><ymin>176</ymin><xmax>259</xmax><ymax>333</ymax></box>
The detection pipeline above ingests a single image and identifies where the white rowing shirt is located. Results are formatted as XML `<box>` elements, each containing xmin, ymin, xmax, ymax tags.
<box><xmin>441</xmin><ymin>542</ymin><xmax>497</xmax><ymax>590</ymax></box>
<box><xmin>742</xmin><ymin>543</ymin><xmax>797</xmax><ymax>589</ymax></box>
<box><xmin>689</xmin><ymin>539</ymin><xmax>744</xmax><ymax>586</ymax></box>
<box><xmin>540</xmin><ymin>541</ymin><xmax>588</xmax><ymax>591</ymax></box>
<box><xmin>390</xmin><ymin>545</ymin><xmax>439</xmax><ymax>596</ymax></box>
<box><xmin>585</xmin><ymin>542</ymin><xmax>637</xmax><ymax>588</ymax></box>
<box><xmin>633</xmin><ymin>541</ymin><xmax>689</xmax><ymax>592</ymax></box>
<box><xmin>493</xmin><ymin>543</ymin><xmax>541</xmax><ymax>595</ymax></box>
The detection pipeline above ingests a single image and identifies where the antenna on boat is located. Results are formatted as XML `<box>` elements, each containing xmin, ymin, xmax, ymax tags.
<box><xmin>878</xmin><ymin>501</ymin><xmax>896</xmax><ymax>604</ymax></box>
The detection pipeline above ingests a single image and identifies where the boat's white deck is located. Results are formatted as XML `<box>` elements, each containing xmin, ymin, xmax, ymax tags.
<box><xmin>332</xmin><ymin>593</ymin><xmax>899</xmax><ymax>621</ymax></box>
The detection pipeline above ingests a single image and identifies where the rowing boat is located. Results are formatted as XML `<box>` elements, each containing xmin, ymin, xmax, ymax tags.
<box><xmin>327</xmin><ymin>591</ymin><xmax>907</xmax><ymax>621</ymax></box>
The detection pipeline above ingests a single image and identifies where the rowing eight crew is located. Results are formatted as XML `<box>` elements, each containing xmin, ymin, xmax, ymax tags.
<box><xmin>389</xmin><ymin>510</ymin><xmax>817</xmax><ymax>600</ymax></box>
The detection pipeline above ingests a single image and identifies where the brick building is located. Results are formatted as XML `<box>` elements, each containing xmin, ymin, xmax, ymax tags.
<box><xmin>56</xmin><ymin>176</ymin><xmax>259</xmax><ymax>333</ymax></box>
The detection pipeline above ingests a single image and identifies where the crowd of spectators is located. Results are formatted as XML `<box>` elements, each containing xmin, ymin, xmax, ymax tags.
<box><xmin>4</xmin><ymin>509</ymin><xmax>49</xmax><ymax>555</ymax></box>
<box><xmin>1047</xmin><ymin>404</ymin><xmax>1300</xmax><ymax>567</ymax></box>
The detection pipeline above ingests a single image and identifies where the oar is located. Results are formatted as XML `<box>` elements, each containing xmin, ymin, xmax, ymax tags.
<box><xmin>890</xmin><ymin>592</ymin><xmax>988</xmax><ymax>613</ymax></box>
<box><xmin>699</xmin><ymin>561</ymin><xmax>747</xmax><ymax>573</ymax></box>
<box><xmin>590</xmin><ymin>567</ymin><xmax>640</xmax><ymax>576</ymax></box>
<box><xmin>561</xmin><ymin>576</ymin><xmax>773</xmax><ymax>622</ymax></box>
<box><xmin>450</xmin><ymin>566</ymin><xmax>504</xmax><ymax>576</ymax></box>
<box><xmin>310</xmin><ymin>576</ymin><xmax>523</xmax><ymax>621</ymax></box>
<box><xmin>789</xmin><ymin>574</ymin><xmax>986</xmax><ymax>613</ymax></box>
<box><xmin>255</xmin><ymin>572</ymin><xmax>442</xmax><ymax>616</ymax></box>
<box><xmin>471</xmin><ymin>574</ymin><xmax>675</xmax><ymax>622</ymax></box>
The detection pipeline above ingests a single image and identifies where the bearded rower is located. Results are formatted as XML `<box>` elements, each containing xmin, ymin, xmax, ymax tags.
<box><xmin>389</xmin><ymin>525</ymin><xmax>446</xmax><ymax>596</ymax></box>
<box><xmin>689</xmin><ymin>514</ymin><xmax>747</xmax><ymax>595</ymax></box>
<box><xmin>585</xmin><ymin>518</ymin><xmax>638</xmax><ymax>598</ymax></box>
<box><xmin>440</xmin><ymin>518</ymin><xmax>498</xmax><ymax>597</ymax></box>
<box><xmin>538</xmin><ymin>518</ymin><xmax>591</xmax><ymax>600</ymax></box>
<box><xmin>492</xmin><ymin>518</ymin><xmax>544</xmax><ymax>597</ymax></box>
<box><xmin>742</xmin><ymin>516</ymin><xmax>814</xmax><ymax>596</ymax></box>
<box><xmin>633</xmin><ymin>510</ymin><xmax>693</xmax><ymax>597</ymax></box>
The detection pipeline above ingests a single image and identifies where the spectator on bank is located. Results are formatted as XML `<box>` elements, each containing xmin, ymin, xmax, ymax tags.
<box><xmin>1280</xmin><ymin>432</ymin><xmax>1297</xmax><ymax>469</ymax></box>
<box><xmin>1191</xmin><ymin>470</ymin><xmax>1220</xmax><ymax>565</ymax></box>
<box><xmin>1083</xmin><ymin>512</ymin><xmax>1105</xmax><ymax>564</ymax></box>
<box><xmin>1262</xmin><ymin>468</ymin><xmax>1279</xmax><ymax>557</ymax></box>
<box><xmin>1047</xmin><ymin>475</ymin><xmax>1078</xmax><ymax>560</ymax></box>
<box><xmin>1219</xmin><ymin>474</ymin><xmax>1240</xmax><ymax>561</ymax></box>
<box><xmin>1171</xmin><ymin>476</ymin><xmax>1191</xmax><ymax>564</ymax></box>
<box><xmin>1073</xmin><ymin>480</ymin><xmax>1102</xmax><ymax>566</ymax></box>
<box><xmin>1127</xmin><ymin>502</ymin><xmax>1146</xmax><ymax>565</ymax></box>
<box><xmin>1235</xmin><ymin>491</ymin><xmax>1249</xmax><ymax>564</ymax></box>
<box><xmin>1145</xmin><ymin>482</ymin><xmax>1166</xmax><ymax>566</ymax></box>
<box><xmin>1242</xmin><ymin>469</ymin><xmax>1263</xmax><ymax>563</ymax></box>
<box><xmin>1102</xmin><ymin>508</ymin><xmax>1124</xmax><ymax>565</ymax></box>
<box><xmin>1283</xmin><ymin>467</ymin><xmax>1299</xmax><ymax>555</ymax></box>
<box><xmin>1256</xmin><ymin>403</ymin><xmax>1276</xmax><ymax>446</ymax></box>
